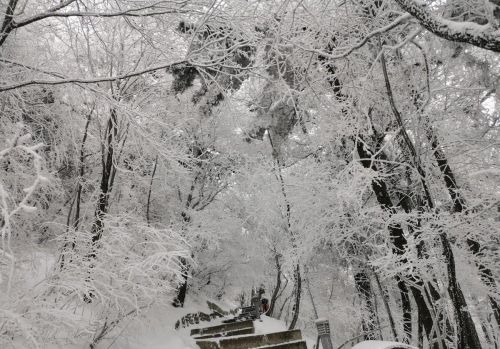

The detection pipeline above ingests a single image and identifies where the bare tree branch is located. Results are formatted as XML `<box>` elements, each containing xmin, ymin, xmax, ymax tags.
<box><xmin>0</xmin><ymin>0</ymin><xmax>191</xmax><ymax>47</ymax></box>
<box><xmin>0</xmin><ymin>60</ymin><xmax>186</xmax><ymax>92</ymax></box>
<box><xmin>288</xmin><ymin>13</ymin><xmax>411</xmax><ymax>60</ymax></box>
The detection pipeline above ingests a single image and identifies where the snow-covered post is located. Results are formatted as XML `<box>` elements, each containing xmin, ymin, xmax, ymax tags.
<box><xmin>315</xmin><ymin>318</ymin><xmax>333</xmax><ymax>349</ymax></box>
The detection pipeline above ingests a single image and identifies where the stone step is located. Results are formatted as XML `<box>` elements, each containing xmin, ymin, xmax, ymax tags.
<box><xmin>196</xmin><ymin>329</ymin><xmax>302</xmax><ymax>349</ymax></box>
<box><xmin>221</xmin><ymin>329</ymin><xmax>302</xmax><ymax>349</ymax></box>
<box><xmin>256</xmin><ymin>340</ymin><xmax>308</xmax><ymax>349</ymax></box>
<box><xmin>193</xmin><ymin>326</ymin><xmax>255</xmax><ymax>340</ymax></box>
<box><xmin>190</xmin><ymin>319</ymin><xmax>254</xmax><ymax>336</ymax></box>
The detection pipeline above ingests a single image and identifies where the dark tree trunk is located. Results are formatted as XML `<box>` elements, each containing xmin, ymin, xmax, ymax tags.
<box><xmin>173</xmin><ymin>226</ymin><xmax>190</xmax><ymax>307</ymax></box>
<box><xmin>59</xmin><ymin>110</ymin><xmax>93</xmax><ymax>269</ymax></box>
<box><xmin>146</xmin><ymin>155</ymin><xmax>158</xmax><ymax>225</ymax></box>
<box><xmin>321</xmin><ymin>51</ymin><xmax>424</xmax><ymax>345</ymax></box>
<box><xmin>90</xmin><ymin>108</ymin><xmax>118</xmax><ymax>246</ymax></box>
<box><xmin>440</xmin><ymin>233</ymin><xmax>483</xmax><ymax>349</ymax></box>
<box><xmin>374</xmin><ymin>270</ymin><xmax>399</xmax><ymax>341</ymax></box>
<box><xmin>288</xmin><ymin>264</ymin><xmax>301</xmax><ymax>330</ymax></box>
<box><xmin>0</xmin><ymin>0</ymin><xmax>18</xmax><ymax>47</ymax></box>
<box><xmin>425</xmin><ymin>117</ymin><xmax>500</xmax><ymax>327</ymax></box>
<box><xmin>173</xmin><ymin>257</ymin><xmax>189</xmax><ymax>307</ymax></box>
<box><xmin>83</xmin><ymin>108</ymin><xmax>118</xmax><ymax>302</ymax></box>
<box><xmin>267</xmin><ymin>133</ymin><xmax>300</xmax><ymax>328</ymax></box>
<box><xmin>73</xmin><ymin>110</ymin><xmax>93</xmax><ymax>231</ymax></box>
<box><xmin>397</xmin><ymin>278</ymin><xmax>412</xmax><ymax>342</ymax></box>
<box><xmin>172</xmin><ymin>173</ymin><xmax>197</xmax><ymax>307</ymax></box>
<box><xmin>357</xmin><ymin>142</ymin><xmax>443</xmax><ymax>348</ymax></box>
<box><xmin>381</xmin><ymin>54</ymin><xmax>482</xmax><ymax>348</ymax></box>
<box><xmin>268</xmin><ymin>253</ymin><xmax>282</xmax><ymax>317</ymax></box>
<box><xmin>354</xmin><ymin>271</ymin><xmax>378</xmax><ymax>340</ymax></box>
<box><xmin>277</xmin><ymin>293</ymin><xmax>292</xmax><ymax>320</ymax></box>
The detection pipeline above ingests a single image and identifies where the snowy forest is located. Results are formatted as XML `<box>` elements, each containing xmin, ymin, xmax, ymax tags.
<box><xmin>0</xmin><ymin>0</ymin><xmax>499</xmax><ymax>348</ymax></box>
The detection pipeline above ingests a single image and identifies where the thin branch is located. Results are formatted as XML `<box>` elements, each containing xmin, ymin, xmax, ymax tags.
<box><xmin>0</xmin><ymin>60</ymin><xmax>186</xmax><ymax>92</ymax></box>
<box><xmin>146</xmin><ymin>155</ymin><xmax>159</xmax><ymax>226</ymax></box>
<box><xmin>288</xmin><ymin>13</ymin><xmax>411</xmax><ymax>60</ymax></box>
<box><xmin>14</xmin><ymin>8</ymin><xmax>190</xmax><ymax>29</ymax></box>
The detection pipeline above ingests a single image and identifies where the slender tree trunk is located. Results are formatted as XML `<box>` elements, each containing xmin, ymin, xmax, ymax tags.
<box><xmin>373</xmin><ymin>270</ymin><xmax>399</xmax><ymax>341</ymax></box>
<box><xmin>146</xmin><ymin>155</ymin><xmax>158</xmax><ymax>226</ymax></box>
<box><xmin>304</xmin><ymin>266</ymin><xmax>319</xmax><ymax>319</ymax></box>
<box><xmin>397</xmin><ymin>278</ymin><xmax>412</xmax><ymax>342</ymax></box>
<box><xmin>0</xmin><ymin>0</ymin><xmax>18</xmax><ymax>47</ymax></box>
<box><xmin>381</xmin><ymin>53</ymin><xmax>482</xmax><ymax>349</ymax></box>
<box><xmin>440</xmin><ymin>233</ymin><xmax>483</xmax><ymax>349</ymax></box>
<box><xmin>173</xmin><ymin>247</ymin><xmax>190</xmax><ymax>307</ymax></box>
<box><xmin>267</xmin><ymin>132</ymin><xmax>301</xmax><ymax>328</ymax></box>
<box><xmin>173</xmin><ymin>257</ymin><xmax>189</xmax><ymax>307</ymax></box>
<box><xmin>425</xmin><ymin>115</ymin><xmax>500</xmax><ymax>327</ymax></box>
<box><xmin>288</xmin><ymin>263</ymin><xmax>301</xmax><ymax>330</ymax></box>
<box><xmin>322</xmin><ymin>45</ymin><xmax>444</xmax><ymax>347</ymax></box>
<box><xmin>83</xmin><ymin>108</ymin><xmax>118</xmax><ymax>302</ymax></box>
<box><xmin>357</xmin><ymin>141</ymin><xmax>443</xmax><ymax>348</ymax></box>
<box><xmin>90</xmin><ymin>108</ymin><xmax>118</xmax><ymax>246</ymax></box>
<box><xmin>172</xmin><ymin>173</ymin><xmax>198</xmax><ymax>307</ymax></box>
<box><xmin>74</xmin><ymin>110</ymin><xmax>93</xmax><ymax>231</ymax></box>
<box><xmin>321</xmin><ymin>52</ymin><xmax>424</xmax><ymax>346</ymax></box>
<box><xmin>59</xmin><ymin>110</ymin><xmax>92</xmax><ymax>269</ymax></box>
<box><xmin>277</xmin><ymin>293</ymin><xmax>292</xmax><ymax>320</ymax></box>
<box><xmin>418</xmin><ymin>318</ymin><xmax>424</xmax><ymax>349</ymax></box>
<box><xmin>354</xmin><ymin>271</ymin><xmax>378</xmax><ymax>340</ymax></box>
<box><xmin>268</xmin><ymin>252</ymin><xmax>282</xmax><ymax>317</ymax></box>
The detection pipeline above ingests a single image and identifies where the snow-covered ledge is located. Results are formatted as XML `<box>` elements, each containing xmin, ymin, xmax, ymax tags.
<box><xmin>394</xmin><ymin>0</ymin><xmax>500</xmax><ymax>52</ymax></box>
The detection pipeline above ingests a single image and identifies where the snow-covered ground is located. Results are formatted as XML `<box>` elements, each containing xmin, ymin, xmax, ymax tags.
<box><xmin>99</xmin><ymin>299</ymin><xmax>211</xmax><ymax>349</ymax></box>
<box><xmin>100</xmin><ymin>305</ymin><xmax>316</xmax><ymax>349</ymax></box>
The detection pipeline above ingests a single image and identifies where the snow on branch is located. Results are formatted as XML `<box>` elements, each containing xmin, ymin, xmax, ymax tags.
<box><xmin>0</xmin><ymin>125</ymin><xmax>47</xmax><ymax>298</ymax></box>
<box><xmin>288</xmin><ymin>13</ymin><xmax>411</xmax><ymax>60</ymax></box>
<box><xmin>0</xmin><ymin>60</ymin><xmax>186</xmax><ymax>92</ymax></box>
<box><xmin>394</xmin><ymin>0</ymin><xmax>500</xmax><ymax>52</ymax></box>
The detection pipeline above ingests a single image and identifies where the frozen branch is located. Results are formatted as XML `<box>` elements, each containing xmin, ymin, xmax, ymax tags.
<box><xmin>0</xmin><ymin>126</ymin><xmax>47</xmax><ymax>298</ymax></box>
<box><xmin>0</xmin><ymin>60</ymin><xmax>186</xmax><ymax>92</ymax></box>
<box><xmin>394</xmin><ymin>0</ymin><xmax>500</xmax><ymax>52</ymax></box>
<box><xmin>289</xmin><ymin>13</ymin><xmax>411</xmax><ymax>60</ymax></box>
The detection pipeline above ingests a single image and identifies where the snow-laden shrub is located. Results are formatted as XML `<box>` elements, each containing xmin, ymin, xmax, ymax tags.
<box><xmin>0</xmin><ymin>216</ymin><xmax>190</xmax><ymax>348</ymax></box>
<box><xmin>56</xmin><ymin>215</ymin><xmax>190</xmax><ymax>310</ymax></box>
<box><xmin>0</xmin><ymin>128</ymin><xmax>190</xmax><ymax>348</ymax></box>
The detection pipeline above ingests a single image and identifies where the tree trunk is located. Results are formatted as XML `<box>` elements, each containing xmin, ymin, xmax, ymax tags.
<box><xmin>288</xmin><ymin>263</ymin><xmax>301</xmax><ymax>330</ymax></box>
<box><xmin>425</xmin><ymin>116</ymin><xmax>500</xmax><ymax>327</ymax></box>
<box><xmin>91</xmin><ymin>108</ymin><xmax>118</xmax><ymax>246</ymax></box>
<box><xmin>354</xmin><ymin>271</ymin><xmax>378</xmax><ymax>340</ymax></box>
<box><xmin>146</xmin><ymin>155</ymin><xmax>158</xmax><ymax>226</ymax></box>
<box><xmin>321</xmin><ymin>52</ymin><xmax>428</xmax><ymax>346</ymax></box>
<box><xmin>59</xmin><ymin>109</ymin><xmax>92</xmax><ymax>269</ymax></box>
<box><xmin>440</xmin><ymin>233</ymin><xmax>483</xmax><ymax>349</ymax></box>
<box><xmin>83</xmin><ymin>108</ymin><xmax>118</xmax><ymax>301</ymax></box>
<box><xmin>268</xmin><ymin>252</ymin><xmax>282</xmax><ymax>317</ymax></box>
<box><xmin>373</xmin><ymin>270</ymin><xmax>399</xmax><ymax>341</ymax></box>
<box><xmin>356</xmin><ymin>141</ymin><xmax>443</xmax><ymax>348</ymax></box>
<box><xmin>172</xmin><ymin>174</ymin><xmax>197</xmax><ymax>307</ymax></box>
<box><xmin>173</xmin><ymin>256</ymin><xmax>189</xmax><ymax>307</ymax></box>
<box><xmin>381</xmin><ymin>54</ymin><xmax>482</xmax><ymax>348</ymax></box>
<box><xmin>0</xmin><ymin>0</ymin><xmax>18</xmax><ymax>47</ymax></box>
<box><xmin>73</xmin><ymin>109</ymin><xmax>93</xmax><ymax>231</ymax></box>
<box><xmin>397</xmin><ymin>278</ymin><xmax>412</xmax><ymax>342</ymax></box>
